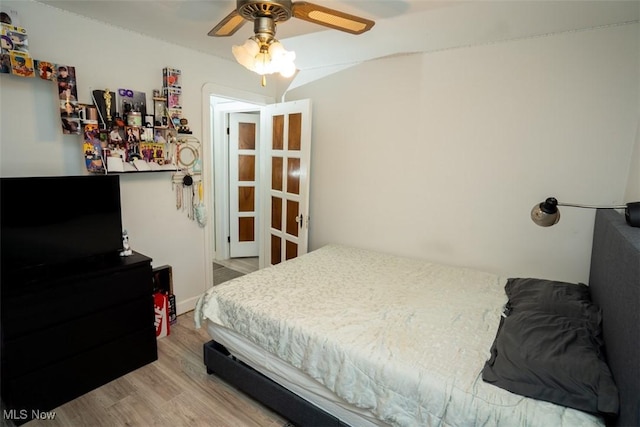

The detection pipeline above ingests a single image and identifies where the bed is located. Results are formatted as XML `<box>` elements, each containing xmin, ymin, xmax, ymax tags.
<box><xmin>195</xmin><ymin>209</ymin><xmax>639</xmax><ymax>427</ymax></box>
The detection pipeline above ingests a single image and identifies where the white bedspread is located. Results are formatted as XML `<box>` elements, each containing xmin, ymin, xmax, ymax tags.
<box><xmin>196</xmin><ymin>245</ymin><xmax>604</xmax><ymax>427</ymax></box>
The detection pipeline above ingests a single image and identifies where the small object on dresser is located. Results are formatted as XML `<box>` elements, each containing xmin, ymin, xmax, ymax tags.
<box><xmin>120</xmin><ymin>229</ymin><xmax>132</xmax><ymax>256</ymax></box>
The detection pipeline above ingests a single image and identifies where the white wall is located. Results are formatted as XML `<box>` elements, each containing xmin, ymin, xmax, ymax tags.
<box><xmin>0</xmin><ymin>1</ymin><xmax>278</xmax><ymax>314</ymax></box>
<box><xmin>1</xmin><ymin>2</ymin><xmax>637</xmax><ymax>305</ymax></box>
<box><xmin>288</xmin><ymin>23</ymin><xmax>639</xmax><ymax>284</ymax></box>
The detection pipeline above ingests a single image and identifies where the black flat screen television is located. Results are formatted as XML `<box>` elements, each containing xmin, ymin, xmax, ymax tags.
<box><xmin>1</xmin><ymin>175</ymin><xmax>124</xmax><ymax>282</ymax></box>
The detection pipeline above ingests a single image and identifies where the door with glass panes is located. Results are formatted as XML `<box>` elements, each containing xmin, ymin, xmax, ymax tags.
<box><xmin>229</xmin><ymin>113</ymin><xmax>260</xmax><ymax>258</ymax></box>
<box><xmin>260</xmin><ymin>99</ymin><xmax>311</xmax><ymax>266</ymax></box>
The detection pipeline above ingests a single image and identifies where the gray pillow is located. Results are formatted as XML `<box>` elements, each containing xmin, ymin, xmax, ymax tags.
<box><xmin>482</xmin><ymin>278</ymin><xmax>619</xmax><ymax>416</ymax></box>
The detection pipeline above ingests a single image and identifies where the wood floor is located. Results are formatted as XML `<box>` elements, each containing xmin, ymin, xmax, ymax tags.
<box><xmin>21</xmin><ymin>310</ymin><xmax>288</xmax><ymax>427</ymax></box>
<box><xmin>215</xmin><ymin>257</ymin><xmax>259</xmax><ymax>275</ymax></box>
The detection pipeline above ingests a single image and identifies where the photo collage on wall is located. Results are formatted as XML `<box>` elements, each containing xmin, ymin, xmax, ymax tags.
<box><xmin>2</xmin><ymin>15</ymin><xmax>181</xmax><ymax>174</ymax></box>
<box><xmin>163</xmin><ymin>67</ymin><xmax>182</xmax><ymax>129</ymax></box>
<box><xmin>2</xmin><ymin>9</ymin><xmax>84</xmax><ymax>138</ymax></box>
<box><xmin>94</xmin><ymin>85</ymin><xmax>173</xmax><ymax>173</ymax></box>
<box><xmin>100</xmin><ymin>88</ymin><xmax>148</xmax><ymax>172</ymax></box>
<box><xmin>57</xmin><ymin>65</ymin><xmax>81</xmax><ymax>136</ymax></box>
<box><xmin>83</xmin><ymin>121</ymin><xmax>103</xmax><ymax>173</ymax></box>
<box><xmin>1</xmin><ymin>11</ymin><xmax>33</xmax><ymax>78</ymax></box>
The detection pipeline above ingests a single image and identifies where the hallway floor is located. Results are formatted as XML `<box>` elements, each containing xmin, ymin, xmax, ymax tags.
<box><xmin>212</xmin><ymin>257</ymin><xmax>258</xmax><ymax>285</ymax></box>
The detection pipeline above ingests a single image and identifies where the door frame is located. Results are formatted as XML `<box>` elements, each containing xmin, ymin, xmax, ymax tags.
<box><xmin>201</xmin><ymin>84</ymin><xmax>274</xmax><ymax>288</ymax></box>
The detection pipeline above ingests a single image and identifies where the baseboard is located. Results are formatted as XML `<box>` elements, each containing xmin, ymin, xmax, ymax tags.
<box><xmin>176</xmin><ymin>295</ymin><xmax>200</xmax><ymax>316</ymax></box>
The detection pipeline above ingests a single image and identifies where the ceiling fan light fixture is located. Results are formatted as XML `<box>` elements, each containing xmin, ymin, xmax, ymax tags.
<box><xmin>209</xmin><ymin>1</ymin><xmax>374</xmax><ymax>85</ymax></box>
<box><xmin>232</xmin><ymin>35</ymin><xmax>296</xmax><ymax>81</ymax></box>
<box><xmin>268</xmin><ymin>40</ymin><xmax>285</xmax><ymax>57</ymax></box>
<box><xmin>253</xmin><ymin>48</ymin><xmax>272</xmax><ymax>74</ymax></box>
<box><xmin>232</xmin><ymin>37</ymin><xmax>261</xmax><ymax>71</ymax></box>
<box><xmin>279</xmin><ymin>60</ymin><xmax>297</xmax><ymax>78</ymax></box>
<box><xmin>269</xmin><ymin>44</ymin><xmax>296</xmax><ymax>76</ymax></box>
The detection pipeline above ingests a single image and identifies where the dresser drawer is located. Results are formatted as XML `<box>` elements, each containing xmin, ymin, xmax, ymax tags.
<box><xmin>2</xmin><ymin>295</ymin><xmax>154</xmax><ymax>378</ymax></box>
<box><xmin>2</xmin><ymin>327</ymin><xmax>158</xmax><ymax>423</ymax></box>
<box><xmin>2</xmin><ymin>263</ymin><xmax>152</xmax><ymax>339</ymax></box>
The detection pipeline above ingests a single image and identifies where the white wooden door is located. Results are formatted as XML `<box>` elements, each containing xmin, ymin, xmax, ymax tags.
<box><xmin>260</xmin><ymin>99</ymin><xmax>312</xmax><ymax>266</ymax></box>
<box><xmin>229</xmin><ymin>113</ymin><xmax>260</xmax><ymax>258</ymax></box>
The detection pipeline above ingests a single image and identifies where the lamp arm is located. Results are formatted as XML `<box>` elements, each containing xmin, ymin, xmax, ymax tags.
<box><xmin>557</xmin><ymin>202</ymin><xmax>627</xmax><ymax>209</ymax></box>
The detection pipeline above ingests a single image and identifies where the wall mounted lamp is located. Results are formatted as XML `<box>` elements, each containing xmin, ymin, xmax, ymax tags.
<box><xmin>531</xmin><ymin>197</ymin><xmax>640</xmax><ymax>227</ymax></box>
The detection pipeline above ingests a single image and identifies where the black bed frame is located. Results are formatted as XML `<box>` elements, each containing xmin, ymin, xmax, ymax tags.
<box><xmin>203</xmin><ymin>209</ymin><xmax>639</xmax><ymax>427</ymax></box>
<box><xmin>203</xmin><ymin>340</ymin><xmax>347</xmax><ymax>426</ymax></box>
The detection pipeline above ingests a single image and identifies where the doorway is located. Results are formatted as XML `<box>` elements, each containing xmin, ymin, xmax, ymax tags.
<box><xmin>201</xmin><ymin>85</ymin><xmax>312</xmax><ymax>289</ymax></box>
<box><xmin>212</xmin><ymin>99</ymin><xmax>262</xmax><ymax>262</ymax></box>
<box><xmin>201</xmin><ymin>83</ymin><xmax>275</xmax><ymax>290</ymax></box>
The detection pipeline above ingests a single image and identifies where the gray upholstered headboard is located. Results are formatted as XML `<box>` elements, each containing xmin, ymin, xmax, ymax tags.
<box><xmin>589</xmin><ymin>209</ymin><xmax>640</xmax><ymax>427</ymax></box>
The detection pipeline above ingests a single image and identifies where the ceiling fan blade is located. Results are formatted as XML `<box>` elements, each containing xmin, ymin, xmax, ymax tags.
<box><xmin>208</xmin><ymin>9</ymin><xmax>247</xmax><ymax>37</ymax></box>
<box><xmin>292</xmin><ymin>1</ymin><xmax>374</xmax><ymax>35</ymax></box>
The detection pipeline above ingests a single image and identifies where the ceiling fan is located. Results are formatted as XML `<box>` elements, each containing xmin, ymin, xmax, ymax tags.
<box><xmin>208</xmin><ymin>1</ymin><xmax>374</xmax><ymax>85</ymax></box>
<box><xmin>208</xmin><ymin>0</ymin><xmax>375</xmax><ymax>38</ymax></box>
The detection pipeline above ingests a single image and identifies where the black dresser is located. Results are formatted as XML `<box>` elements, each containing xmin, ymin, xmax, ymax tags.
<box><xmin>1</xmin><ymin>251</ymin><xmax>158</xmax><ymax>425</ymax></box>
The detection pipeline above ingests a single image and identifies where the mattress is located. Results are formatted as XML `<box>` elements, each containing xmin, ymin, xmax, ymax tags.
<box><xmin>207</xmin><ymin>321</ymin><xmax>387</xmax><ymax>426</ymax></box>
<box><xmin>196</xmin><ymin>244</ymin><xmax>604</xmax><ymax>427</ymax></box>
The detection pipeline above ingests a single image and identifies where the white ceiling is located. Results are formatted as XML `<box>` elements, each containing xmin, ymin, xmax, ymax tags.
<box><xmin>37</xmin><ymin>1</ymin><xmax>639</xmax><ymax>86</ymax></box>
